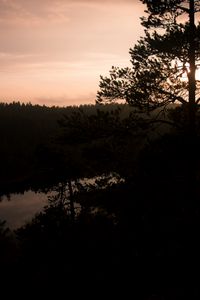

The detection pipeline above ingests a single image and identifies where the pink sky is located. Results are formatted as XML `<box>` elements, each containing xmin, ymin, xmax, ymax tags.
<box><xmin>0</xmin><ymin>0</ymin><xmax>144</xmax><ymax>106</ymax></box>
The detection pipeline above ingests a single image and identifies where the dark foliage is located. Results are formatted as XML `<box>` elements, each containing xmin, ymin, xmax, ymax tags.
<box><xmin>0</xmin><ymin>101</ymin><xmax>131</xmax><ymax>194</ymax></box>
<box><xmin>97</xmin><ymin>0</ymin><xmax>200</xmax><ymax>133</ymax></box>
<box><xmin>0</xmin><ymin>102</ymin><xmax>200</xmax><ymax>295</ymax></box>
<box><xmin>1</xmin><ymin>1</ymin><xmax>200</xmax><ymax>295</ymax></box>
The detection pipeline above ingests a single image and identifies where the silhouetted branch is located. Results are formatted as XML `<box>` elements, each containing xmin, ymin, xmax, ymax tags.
<box><xmin>156</xmin><ymin>88</ymin><xmax>187</xmax><ymax>105</ymax></box>
<box><xmin>147</xmin><ymin>119</ymin><xmax>182</xmax><ymax>129</ymax></box>
<box><xmin>196</xmin><ymin>97</ymin><xmax>200</xmax><ymax>104</ymax></box>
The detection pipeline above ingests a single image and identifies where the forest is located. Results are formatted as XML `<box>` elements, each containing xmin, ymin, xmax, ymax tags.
<box><xmin>0</xmin><ymin>102</ymin><xmax>137</xmax><ymax>193</ymax></box>
<box><xmin>1</xmin><ymin>0</ymin><xmax>200</xmax><ymax>298</ymax></box>
<box><xmin>0</xmin><ymin>101</ymin><xmax>199</xmax><ymax>296</ymax></box>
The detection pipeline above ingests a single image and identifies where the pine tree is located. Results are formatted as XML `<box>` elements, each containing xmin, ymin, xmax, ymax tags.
<box><xmin>97</xmin><ymin>0</ymin><xmax>200</xmax><ymax>133</ymax></box>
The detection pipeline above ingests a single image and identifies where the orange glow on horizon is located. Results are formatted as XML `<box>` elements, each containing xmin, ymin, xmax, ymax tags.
<box><xmin>0</xmin><ymin>0</ymin><xmax>144</xmax><ymax>107</ymax></box>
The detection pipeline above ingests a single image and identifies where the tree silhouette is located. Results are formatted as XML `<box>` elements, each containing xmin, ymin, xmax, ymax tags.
<box><xmin>97</xmin><ymin>0</ymin><xmax>200</xmax><ymax>133</ymax></box>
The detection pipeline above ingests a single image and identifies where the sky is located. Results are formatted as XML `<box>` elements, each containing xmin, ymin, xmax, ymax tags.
<box><xmin>0</xmin><ymin>0</ymin><xmax>145</xmax><ymax>106</ymax></box>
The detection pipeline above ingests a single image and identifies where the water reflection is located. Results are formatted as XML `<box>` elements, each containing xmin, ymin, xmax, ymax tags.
<box><xmin>0</xmin><ymin>173</ymin><xmax>124</xmax><ymax>229</ymax></box>
<box><xmin>0</xmin><ymin>191</ymin><xmax>49</xmax><ymax>229</ymax></box>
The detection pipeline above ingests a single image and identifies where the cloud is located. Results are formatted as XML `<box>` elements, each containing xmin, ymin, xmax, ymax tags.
<box><xmin>0</xmin><ymin>0</ymin><xmax>141</xmax><ymax>24</ymax></box>
<box><xmin>0</xmin><ymin>0</ymin><xmax>69</xmax><ymax>24</ymax></box>
<box><xmin>0</xmin><ymin>0</ymin><xmax>143</xmax><ymax>62</ymax></box>
<box><xmin>0</xmin><ymin>0</ymin><xmax>144</xmax><ymax>106</ymax></box>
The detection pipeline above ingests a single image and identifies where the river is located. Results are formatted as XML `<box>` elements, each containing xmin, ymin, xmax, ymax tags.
<box><xmin>0</xmin><ymin>173</ymin><xmax>123</xmax><ymax>230</ymax></box>
<box><xmin>0</xmin><ymin>191</ymin><xmax>50</xmax><ymax>229</ymax></box>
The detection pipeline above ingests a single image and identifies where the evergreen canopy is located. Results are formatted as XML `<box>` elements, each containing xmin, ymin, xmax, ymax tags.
<box><xmin>97</xmin><ymin>0</ymin><xmax>200</xmax><ymax>116</ymax></box>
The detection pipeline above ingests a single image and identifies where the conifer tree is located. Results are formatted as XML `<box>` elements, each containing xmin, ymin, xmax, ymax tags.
<box><xmin>97</xmin><ymin>0</ymin><xmax>200</xmax><ymax>133</ymax></box>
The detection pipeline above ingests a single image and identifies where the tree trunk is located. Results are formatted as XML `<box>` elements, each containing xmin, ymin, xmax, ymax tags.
<box><xmin>188</xmin><ymin>0</ymin><xmax>196</xmax><ymax>135</ymax></box>
<box><xmin>187</xmin><ymin>0</ymin><xmax>197</xmax><ymax>210</ymax></box>
<box><xmin>68</xmin><ymin>179</ymin><xmax>75</xmax><ymax>221</ymax></box>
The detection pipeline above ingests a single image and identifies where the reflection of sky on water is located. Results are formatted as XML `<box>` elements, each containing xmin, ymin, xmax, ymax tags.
<box><xmin>0</xmin><ymin>174</ymin><xmax>123</xmax><ymax>230</ymax></box>
<box><xmin>0</xmin><ymin>191</ymin><xmax>49</xmax><ymax>229</ymax></box>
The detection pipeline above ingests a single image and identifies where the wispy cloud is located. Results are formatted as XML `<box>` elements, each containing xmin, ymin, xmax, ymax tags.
<box><xmin>0</xmin><ymin>0</ymin><xmax>70</xmax><ymax>25</ymax></box>
<box><xmin>0</xmin><ymin>0</ymin><xmax>143</xmax><ymax>106</ymax></box>
<box><xmin>0</xmin><ymin>0</ymin><xmax>142</xmax><ymax>25</ymax></box>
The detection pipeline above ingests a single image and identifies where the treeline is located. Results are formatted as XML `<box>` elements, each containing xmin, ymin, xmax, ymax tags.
<box><xmin>1</xmin><ymin>101</ymin><xmax>200</xmax><ymax>294</ymax></box>
<box><xmin>0</xmin><ymin>101</ymin><xmax>134</xmax><ymax>193</ymax></box>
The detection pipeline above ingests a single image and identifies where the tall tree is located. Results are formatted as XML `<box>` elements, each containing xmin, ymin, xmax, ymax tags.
<box><xmin>97</xmin><ymin>0</ymin><xmax>200</xmax><ymax>133</ymax></box>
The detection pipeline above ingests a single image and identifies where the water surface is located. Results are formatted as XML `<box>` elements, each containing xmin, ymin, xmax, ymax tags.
<box><xmin>0</xmin><ymin>191</ymin><xmax>49</xmax><ymax>229</ymax></box>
